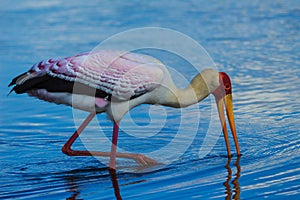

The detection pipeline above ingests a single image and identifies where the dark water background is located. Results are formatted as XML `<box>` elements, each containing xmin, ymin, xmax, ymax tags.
<box><xmin>1</xmin><ymin>0</ymin><xmax>299</xmax><ymax>199</ymax></box>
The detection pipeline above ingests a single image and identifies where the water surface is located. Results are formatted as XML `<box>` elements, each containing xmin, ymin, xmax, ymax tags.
<box><xmin>1</xmin><ymin>0</ymin><xmax>300</xmax><ymax>199</ymax></box>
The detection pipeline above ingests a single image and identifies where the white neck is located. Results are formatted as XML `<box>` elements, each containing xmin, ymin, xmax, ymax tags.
<box><xmin>161</xmin><ymin>69</ymin><xmax>219</xmax><ymax>108</ymax></box>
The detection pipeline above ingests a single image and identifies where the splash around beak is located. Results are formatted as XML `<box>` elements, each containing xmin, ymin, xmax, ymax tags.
<box><xmin>213</xmin><ymin>72</ymin><xmax>241</xmax><ymax>157</ymax></box>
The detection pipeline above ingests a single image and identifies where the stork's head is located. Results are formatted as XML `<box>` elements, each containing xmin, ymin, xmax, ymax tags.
<box><xmin>212</xmin><ymin>72</ymin><xmax>241</xmax><ymax>157</ymax></box>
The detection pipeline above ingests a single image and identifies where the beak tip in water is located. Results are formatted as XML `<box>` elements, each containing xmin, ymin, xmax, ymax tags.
<box><xmin>215</xmin><ymin>93</ymin><xmax>241</xmax><ymax>158</ymax></box>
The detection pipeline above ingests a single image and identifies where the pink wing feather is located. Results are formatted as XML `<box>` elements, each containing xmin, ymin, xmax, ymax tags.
<box><xmin>19</xmin><ymin>50</ymin><xmax>164</xmax><ymax>100</ymax></box>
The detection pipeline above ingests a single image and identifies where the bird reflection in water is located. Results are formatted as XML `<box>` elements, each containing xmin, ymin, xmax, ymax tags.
<box><xmin>223</xmin><ymin>157</ymin><xmax>241</xmax><ymax>200</ymax></box>
<box><xmin>65</xmin><ymin>157</ymin><xmax>241</xmax><ymax>200</ymax></box>
<box><xmin>64</xmin><ymin>167</ymin><xmax>139</xmax><ymax>200</ymax></box>
<box><xmin>65</xmin><ymin>176</ymin><xmax>81</xmax><ymax>200</ymax></box>
<box><xmin>109</xmin><ymin>168</ymin><xmax>123</xmax><ymax>200</ymax></box>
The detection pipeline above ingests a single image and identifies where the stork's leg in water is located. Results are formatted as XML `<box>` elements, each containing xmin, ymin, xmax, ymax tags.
<box><xmin>109</xmin><ymin>122</ymin><xmax>119</xmax><ymax>169</ymax></box>
<box><xmin>61</xmin><ymin>112</ymin><xmax>158</xmax><ymax>169</ymax></box>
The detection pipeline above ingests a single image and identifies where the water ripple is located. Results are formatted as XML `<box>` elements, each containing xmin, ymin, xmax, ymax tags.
<box><xmin>1</xmin><ymin>0</ymin><xmax>300</xmax><ymax>199</ymax></box>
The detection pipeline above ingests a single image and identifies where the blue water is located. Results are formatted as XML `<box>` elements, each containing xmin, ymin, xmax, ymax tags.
<box><xmin>1</xmin><ymin>0</ymin><xmax>300</xmax><ymax>199</ymax></box>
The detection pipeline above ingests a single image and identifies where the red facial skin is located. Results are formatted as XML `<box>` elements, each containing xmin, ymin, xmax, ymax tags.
<box><xmin>212</xmin><ymin>72</ymin><xmax>232</xmax><ymax>101</ymax></box>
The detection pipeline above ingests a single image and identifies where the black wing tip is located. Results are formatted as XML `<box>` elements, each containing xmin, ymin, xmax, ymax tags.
<box><xmin>8</xmin><ymin>77</ymin><xmax>17</xmax><ymax>87</ymax></box>
<box><xmin>8</xmin><ymin>72</ymin><xmax>28</xmax><ymax>87</ymax></box>
<box><xmin>7</xmin><ymin>87</ymin><xmax>15</xmax><ymax>96</ymax></box>
<box><xmin>8</xmin><ymin>81</ymin><xmax>15</xmax><ymax>87</ymax></box>
<box><xmin>8</xmin><ymin>72</ymin><xmax>29</xmax><ymax>96</ymax></box>
<box><xmin>8</xmin><ymin>76</ymin><xmax>18</xmax><ymax>96</ymax></box>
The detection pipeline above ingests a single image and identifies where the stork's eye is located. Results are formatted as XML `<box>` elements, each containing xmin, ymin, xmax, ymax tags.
<box><xmin>225</xmin><ymin>84</ymin><xmax>231</xmax><ymax>90</ymax></box>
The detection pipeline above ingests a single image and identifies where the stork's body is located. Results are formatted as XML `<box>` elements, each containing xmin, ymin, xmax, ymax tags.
<box><xmin>9</xmin><ymin>50</ymin><xmax>240</xmax><ymax>169</ymax></box>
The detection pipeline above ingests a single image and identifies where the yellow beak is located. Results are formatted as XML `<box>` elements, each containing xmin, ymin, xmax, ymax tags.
<box><xmin>216</xmin><ymin>93</ymin><xmax>241</xmax><ymax>157</ymax></box>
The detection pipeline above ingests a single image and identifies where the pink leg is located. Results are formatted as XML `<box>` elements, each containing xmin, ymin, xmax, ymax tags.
<box><xmin>109</xmin><ymin>122</ymin><xmax>119</xmax><ymax>169</ymax></box>
<box><xmin>62</xmin><ymin>112</ymin><xmax>159</xmax><ymax>169</ymax></box>
<box><xmin>62</xmin><ymin>112</ymin><xmax>96</xmax><ymax>156</ymax></box>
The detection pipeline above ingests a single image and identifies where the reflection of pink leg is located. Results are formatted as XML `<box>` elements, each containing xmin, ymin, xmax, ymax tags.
<box><xmin>109</xmin><ymin>168</ymin><xmax>122</xmax><ymax>200</ymax></box>
<box><xmin>62</xmin><ymin>112</ymin><xmax>159</xmax><ymax>169</ymax></box>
